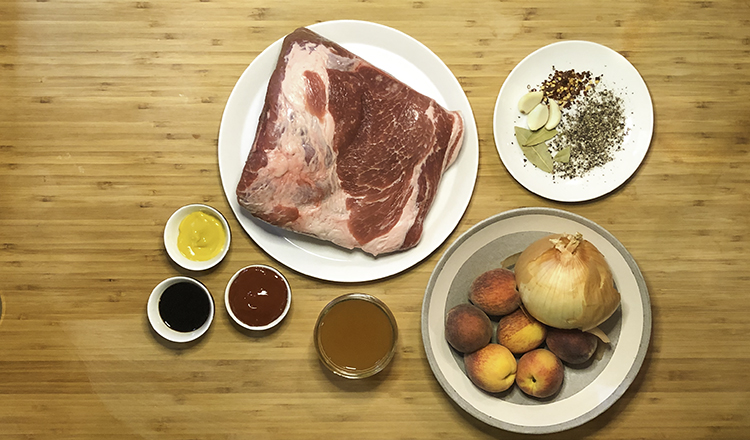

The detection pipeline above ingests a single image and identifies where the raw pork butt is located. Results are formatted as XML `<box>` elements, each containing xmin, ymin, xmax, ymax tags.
<box><xmin>236</xmin><ymin>27</ymin><xmax>464</xmax><ymax>256</ymax></box>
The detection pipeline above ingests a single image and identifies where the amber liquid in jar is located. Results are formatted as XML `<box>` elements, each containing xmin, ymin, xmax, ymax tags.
<box><xmin>317</xmin><ymin>298</ymin><xmax>395</xmax><ymax>373</ymax></box>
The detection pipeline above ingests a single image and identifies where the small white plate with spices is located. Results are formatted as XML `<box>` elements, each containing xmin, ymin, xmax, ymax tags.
<box><xmin>493</xmin><ymin>41</ymin><xmax>653</xmax><ymax>202</ymax></box>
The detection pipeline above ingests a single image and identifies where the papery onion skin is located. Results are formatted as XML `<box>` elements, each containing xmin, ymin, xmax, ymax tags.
<box><xmin>514</xmin><ymin>233</ymin><xmax>620</xmax><ymax>332</ymax></box>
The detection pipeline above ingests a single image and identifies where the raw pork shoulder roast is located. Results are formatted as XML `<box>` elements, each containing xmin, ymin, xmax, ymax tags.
<box><xmin>236</xmin><ymin>27</ymin><xmax>465</xmax><ymax>256</ymax></box>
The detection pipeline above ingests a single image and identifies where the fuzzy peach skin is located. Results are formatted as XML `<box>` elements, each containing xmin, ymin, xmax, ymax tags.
<box><xmin>444</xmin><ymin>304</ymin><xmax>493</xmax><ymax>354</ymax></box>
<box><xmin>546</xmin><ymin>327</ymin><xmax>599</xmax><ymax>365</ymax></box>
<box><xmin>469</xmin><ymin>268</ymin><xmax>521</xmax><ymax>316</ymax></box>
<box><xmin>515</xmin><ymin>348</ymin><xmax>564</xmax><ymax>398</ymax></box>
<box><xmin>464</xmin><ymin>343</ymin><xmax>517</xmax><ymax>393</ymax></box>
<box><xmin>496</xmin><ymin>308</ymin><xmax>547</xmax><ymax>355</ymax></box>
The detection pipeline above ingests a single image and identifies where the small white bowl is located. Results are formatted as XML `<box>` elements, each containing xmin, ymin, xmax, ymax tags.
<box><xmin>164</xmin><ymin>204</ymin><xmax>231</xmax><ymax>271</ymax></box>
<box><xmin>147</xmin><ymin>276</ymin><xmax>215</xmax><ymax>343</ymax></box>
<box><xmin>225</xmin><ymin>265</ymin><xmax>292</xmax><ymax>331</ymax></box>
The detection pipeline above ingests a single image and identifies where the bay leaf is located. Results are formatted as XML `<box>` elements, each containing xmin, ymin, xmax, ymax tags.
<box><xmin>525</xmin><ymin>128</ymin><xmax>557</xmax><ymax>146</ymax></box>
<box><xmin>514</xmin><ymin>126</ymin><xmax>532</xmax><ymax>146</ymax></box>
<box><xmin>520</xmin><ymin>143</ymin><xmax>554</xmax><ymax>173</ymax></box>
<box><xmin>553</xmin><ymin>147</ymin><xmax>571</xmax><ymax>163</ymax></box>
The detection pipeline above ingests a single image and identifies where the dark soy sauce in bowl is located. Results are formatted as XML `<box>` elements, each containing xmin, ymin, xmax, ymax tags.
<box><xmin>158</xmin><ymin>281</ymin><xmax>211</xmax><ymax>332</ymax></box>
<box><xmin>147</xmin><ymin>276</ymin><xmax>215</xmax><ymax>343</ymax></box>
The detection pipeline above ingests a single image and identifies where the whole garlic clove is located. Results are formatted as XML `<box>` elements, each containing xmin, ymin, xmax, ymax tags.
<box><xmin>527</xmin><ymin>103</ymin><xmax>549</xmax><ymax>131</ymax></box>
<box><xmin>518</xmin><ymin>91</ymin><xmax>544</xmax><ymax>114</ymax></box>
<box><xmin>545</xmin><ymin>99</ymin><xmax>562</xmax><ymax>130</ymax></box>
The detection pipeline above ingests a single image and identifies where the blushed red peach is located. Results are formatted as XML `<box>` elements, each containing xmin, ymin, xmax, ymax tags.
<box><xmin>546</xmin><ymin>328</ymin><xmax>599</xmax><ymax>365</ymax></box>
<box><xmin>496</xmin><ymin>308</ymin><xmax>547</xmax><ymax>355</ymax></box>
<box><xmin>469</xmin><ymin>268</ymin><xmax>521</xmax><ymax>316</ymax></box>
<box><xmin>464</xmin><ymin>343</ymin><xmax>517</xmax><ymax>393</ymax></box>
<box><xmin>515</xmin><ymin>348</ymin><xmax>564</xmax><ymax>398</ymax></box>
<box><xmin>444</xmin><ymin>304</ymin><xmax>493</xmax><ymax>354</ymax></box>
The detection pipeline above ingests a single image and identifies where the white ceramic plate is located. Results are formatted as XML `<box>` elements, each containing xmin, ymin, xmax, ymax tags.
<box><xmin>218</xmin><ymin>20</ymin><xmax>478</xmax><ymax>283</ymax></box>
<box><xmin>493</xmin><ymin>41</ymin><xmax>654</xmax><ymax>202</ymax></box>
<box><xmin>421</xmin><ymin>207</ymin><xmax>651</xmax><ymax>434</ymax></box>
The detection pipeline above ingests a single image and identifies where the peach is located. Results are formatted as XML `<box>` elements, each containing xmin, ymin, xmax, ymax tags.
<box><xmin>546</xmin><ymin>328</ymin><xmax>599</xmax><ymax>365</ymax></box>
<box><xmin>469</xmin><ymin>268</ymin><xmax>521</xmax><ymax>316</ymax></box>
<box><xmin>444</xmin><ymin>304</ymin><xmax>493</xmax><ymax>354</ymax></box>
<box><xmin>516</xmin><ymin>348</ymin><xmax>564</xmax><ymax>399</ymax></box>
<box><xmin>464</xmin><ymin>343</ymin><xmax>517</xmax><ymax>393</ymax></box>
<box><xmin>496</xmin><ymin>308</ymin><xmax>547</xmax><ymax>355</ymax></box>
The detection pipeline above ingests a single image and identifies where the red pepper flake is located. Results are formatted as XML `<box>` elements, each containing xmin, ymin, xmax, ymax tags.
<box><xmin>532</xmin><ymin>67</ymin><xmax>601</xmax><ymax>109</ymax></box>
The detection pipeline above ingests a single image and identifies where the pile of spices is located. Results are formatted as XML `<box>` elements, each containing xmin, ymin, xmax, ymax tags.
<box><xmin>550</xmin><ymin>87</ymin><xmax>627</xmax><ymax>179</ymax></box>
<box><xmin>534</xmin><ymin>68</ymin><xmax>601</xmax><ymax>109</ymax></box>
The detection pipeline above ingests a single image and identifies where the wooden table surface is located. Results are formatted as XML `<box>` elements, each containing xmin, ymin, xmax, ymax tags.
<box><xmin>2</xmin><ymin>1</ymin><xmax>749</xmax><ymax>438</ymax></box>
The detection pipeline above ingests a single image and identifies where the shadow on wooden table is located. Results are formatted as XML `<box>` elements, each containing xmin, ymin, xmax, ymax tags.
<box><xmin>309</xmin><ymin>350</ymin><xmax>397</xmax><ymax>393</ymax></box>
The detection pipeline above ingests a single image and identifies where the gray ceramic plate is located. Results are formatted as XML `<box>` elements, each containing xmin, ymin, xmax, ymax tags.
<box><xmin>421</xmin><ymin>207</ymin><xmax>651</xmax><ymax>434</ymax></box>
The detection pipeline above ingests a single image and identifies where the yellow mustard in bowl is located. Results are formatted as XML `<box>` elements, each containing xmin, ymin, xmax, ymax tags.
<box><xmin>177</xmin><ymin>211</ymin><xmax>226</xmax><ymax>261</ymax></box>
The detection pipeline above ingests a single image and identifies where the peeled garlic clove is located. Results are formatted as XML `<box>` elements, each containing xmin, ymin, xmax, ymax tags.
<box><xmin>527</xmin><ymin>103</ymin><xmax>549</xmax><ymax>131</ymax></box>
<box><xmin>545</xmin><ymin>99</ymin><xmax>561</xmax><ymax>130</ymax></box>
<box><xmin>518</xmin><ymin>91</ymin><xmax>543</xmax><ymax>114</ymax></box>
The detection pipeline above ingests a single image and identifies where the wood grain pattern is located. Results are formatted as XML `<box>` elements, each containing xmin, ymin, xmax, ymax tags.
<box><xmin>1</xmin><ymin>0</ymin><xmax>749</xmax><ymax>438</ymax></box>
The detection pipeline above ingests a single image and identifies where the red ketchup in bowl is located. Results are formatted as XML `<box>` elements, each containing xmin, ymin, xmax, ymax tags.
<box><xmin>226</xmin><ymin>265</ymin><xmax>290</xmax><ymax>329</ymax></box>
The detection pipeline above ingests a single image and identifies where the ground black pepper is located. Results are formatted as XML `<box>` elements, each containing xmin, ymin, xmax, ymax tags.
<box><xmin>550</xmin><ymin>87</ymin><xmax>627</xmax><ymax>179</ymax></box>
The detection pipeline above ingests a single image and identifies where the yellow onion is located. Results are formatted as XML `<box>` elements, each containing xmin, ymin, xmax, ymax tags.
<box><xmin>514</xmin><ymin>232</ymin><xmax>620</xmax><ymax>332</ymax></box>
